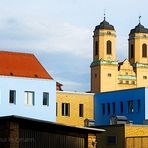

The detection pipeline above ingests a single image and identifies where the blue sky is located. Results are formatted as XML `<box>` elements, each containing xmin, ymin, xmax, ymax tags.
<box><xmin>0</xmin><ymin>0</ymin><xmax>148</xmax><ymax>91</ymax></box>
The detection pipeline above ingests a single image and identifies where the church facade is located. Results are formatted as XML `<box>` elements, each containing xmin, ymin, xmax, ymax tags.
<box><xmin>91</xmin><ymin>17</ymin><xmax>148</xmax><ymax>93</ymax></box>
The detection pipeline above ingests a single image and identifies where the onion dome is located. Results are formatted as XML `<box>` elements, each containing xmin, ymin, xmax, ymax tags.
<box><xmin>130</xmin><ymin>23</ymin><xmax>148</xmax><ymax>34</ymax></box>
<box><xmin>95</xmin><ymin>18</ymin><xmax>115</xmax><ymax>31</ymax></box>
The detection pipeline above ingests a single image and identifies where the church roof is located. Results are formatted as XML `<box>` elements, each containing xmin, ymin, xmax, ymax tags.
<box><xmin>0</xmin><ymin>51</ymin><xmax>53</xmax><ymax>79</ymax></box>
<box><xmin>95</xmin><ymin>19</ymin><xmax>115</xmax><ymax>31</ymax></box>
<box><xmin>130</xmin><ymin>23</ymin><xmax>148</xmax><ymax>34</ymax></box>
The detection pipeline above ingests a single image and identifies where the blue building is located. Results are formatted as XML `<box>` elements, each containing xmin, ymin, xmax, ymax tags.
<box><xmin>94</xmin><ymin>87</ymin><xmax>148</xmax><ymax>125</ymax></box>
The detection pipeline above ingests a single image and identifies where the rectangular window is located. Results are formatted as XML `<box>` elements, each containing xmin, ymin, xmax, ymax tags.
<box><xmin>112</xmin><ymin>102</ymin><xmax>116</xmax><ymax>114</ymax></box>
<box><xmin>24</xmin><ymin>91</ymin><xmax>35</xmax><ymax>106</ymax></box>
<box><xmin>62</xmin><ymin>103</ymin><xmax>70</xmax><ymax>116</ymax></box>
<box><xmin>102</xmin><ymin>104</ymin><xmax>105</xmax><ymax>115</ymax></box>
<box><xmin>107</xmin><ymin>136</ymin><xmax>117</xmax><ymax>144</ymax></box>
<box><xmin>79</xmin><ymin>104</ymin><xmax>84</xmax><ymax>117</ymax></box>
<box><xmin>138</xmin><ymin>100</ymin><xmax>141</xmax><ymax>112</ymax></box>
<box><xmin>108</xmin><ymin>73</ymin><xmax>112</xmax><ymax>77</ymax></box>
<box><xmin>107</xmin><ymin>103</ymin><xmax>110</xmax><ymax>114</ymax></box>
<box><xmin>128</xmin><ymin>100</ymin><xmax>134</xmax><ymax>113</ymax></box>
<box><xmin>56</xmin><ymin>102</ymin><xmax>58</xmax><ymax>116</ymax></box>
<box><xmin>43</xmin><ymin>92</ymin><xmax>49</xmax><ymax>106</ymax></box>
<box><xmin>9</xmin><ymin>90</ymin><xmax>16</xmax><ymax>104</ymax></box>
<box><xmin>120</xmin><ymin>101</ymin><xmax>123</xmax><ymax>114</ymax></box>
<box><xmin>143</xmin><ymin>76</ymin><xmax>147</xmax><ymax>79</ymax></box>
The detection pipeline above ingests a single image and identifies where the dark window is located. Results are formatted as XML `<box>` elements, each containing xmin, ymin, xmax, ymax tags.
<box><xmin>143</xmin><ymin>76</ymin><xmax>147</xmax><ymax>79</ymax></box>
<box><xmin>130</xmin><ymin>44</ymin><xmax>134</xmax><ymax>58</ymax></box>
<box><xmin>9</xmin><ymin>90</ymin><xmax>16</xmax><ymax>104</ymax></box>
<box><xmin>56</xmin><ymin>102</ymin><xmax>58</xmax><ymax>116</ymax></box>
<box><xmin>138</xmin><ymin>100</ymin><xmax>141</xmax><ymax>112</ymax></box>
<box><xmin>43</xmin><ymin>92</ymin><xmax>49</xmax><ymax>106</ymax></box>
<box><xmin>79</xmin><ymin>104</ymin><xmax>84</xmax><ymax>117</ymax></box>
<box><xmin>107</xmin><ymin>103</ymin><xmax>110</xmax><ymax>114</ymax></box>
<box><xmin>108</xmin><ymin>73</ymin><xmax>112</xmax><ymax>77</ymax></box>
<box><xmin>142</xmin><ymin>44</ymin><xmax>147</xmax><ymax>58</ymax></box>
<box><xmin>107</xmin><ymin>136</ymin><xmax>117</xmax><ymax>144</ymax></box>
<box><xmin>107</xmin><ymin>40</ymin><xmax>112</xmax><ymax>55</ymax></box>
<box><xmin>95</xmin><ymin>73</ymin><xmax>97</xmax><ymax>78</ymax></box>
<box><xmin>102</xmin><ymin>104</ymin><xmax>105</xmax><ymax>115</ymax></box>
<box><xmin>128</xmin><ymin>100</ymin><xmax>134</xmax><ymax>113</ymax></box>
<box><xmin>112</xmin><ymin>102</ymin><xmax>115</xmax><ymax>114</ymax></box>
<box><xmin>120</xmin><ymin>102</ymin><xmax>123</xmax><ymax>114</ymax></box>
<box><xmin>95</xmin><ymin>41</ymin><xmax>98</xmax><ymax>55</ymax></box>
<box><xmin>62</xmin><ymin>103</ymin><xmax>70</xmax><ymax>116</ymax></box>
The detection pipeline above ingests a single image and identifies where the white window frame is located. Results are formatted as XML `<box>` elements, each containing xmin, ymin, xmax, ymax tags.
<box><xmin>24</xmin><ymin>91</ymin><xmax>35</xmax><ymax>106</ymax></box>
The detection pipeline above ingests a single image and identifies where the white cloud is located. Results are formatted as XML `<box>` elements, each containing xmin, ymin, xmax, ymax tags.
<box><xmin>0</xmin><ymin>17</ymin><xmax>92</xmax><ymax>59</ymax></box>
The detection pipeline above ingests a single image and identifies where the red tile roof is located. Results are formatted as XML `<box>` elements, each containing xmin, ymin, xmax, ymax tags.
<box><xmin>0</xmin><ymin>51</ymin><xmax>53</xmax><ymax>79</ymax></box>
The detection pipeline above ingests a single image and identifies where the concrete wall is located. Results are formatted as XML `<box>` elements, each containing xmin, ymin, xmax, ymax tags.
<box><xmin>56</xmin><ymin>91</ymin><xmax>94</xmax><ymax>126</ymax></box>
<box><xmin>0</xmin><ymin>76</ymin><xmax>56</xmax><ymax>122</ymax></box>
<box><xmin>94</xmin><ymin>88</ymin><xmax>145</xmax><ymax>125</ymax></box>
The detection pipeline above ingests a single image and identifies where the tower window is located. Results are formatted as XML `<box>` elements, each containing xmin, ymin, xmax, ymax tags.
<box><xmin>107</xmin><ymin>40</ymin><xmax>112</xmax><ymax>55</ymax></box>
<box><xmin>143</xmin><ymin>76</ymin><xmax>147</xmax><ymax>79</ymax></box>
<box><xmin>108</xmin><ymin>73</ymin><xmax>112</xmax><ymax>77</ymax></box>
<box><xmin>130</xmin><ymin>44</ymin><xmax>134</xmax><ymax>58</ymax></box>
<box><xmin>142</xmin><ymin>44</ymin><xmax>147</xmax><ymax>58</ymax></box>
<box><xmin>95</xmin><ymin>41</ymin><xmax>98</xmax><ymax>55</ymax></box>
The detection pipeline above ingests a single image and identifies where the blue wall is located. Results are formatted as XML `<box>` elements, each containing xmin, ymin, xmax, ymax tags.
<box><xmin>94</xmin><ymin>87</ymin><xmax>146</xmax><ymax>125</ymax></box>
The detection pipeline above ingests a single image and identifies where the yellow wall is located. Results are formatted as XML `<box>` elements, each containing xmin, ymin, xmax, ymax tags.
<box><xmin>136</xmin><ymin>67</ymin><xmax>148</xmax><ymax>88</ymax></box>
<box><xmin>97</xmin><ymin>124</ymin><xmax>148</xmax><ymax>148</ymax></box>
<box><xmin>56</xmin><ymin>91</ymin><xmax>94</xmax><ymax>127</ymax></box>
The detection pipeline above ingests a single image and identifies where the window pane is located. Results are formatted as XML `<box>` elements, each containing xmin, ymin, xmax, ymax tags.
<box><xmin>128</xmin><ymin>100</ymin><xmax>134</xmax><ymax>113</ymax></box>
<box><xmin>120</xmin><ymin>102</ymin><xmax>123</xmax><ymax>114</ymax></box>
<box><xmin>112</xmin><ymin>102</ymin><xmax>115</xmax><ymax>114</ymax></box>
<box><xmin>24</xmin><ymin>91</ymin><xmax>34</xmax><ymax>106</ymax></box>
<box><xmin>107</xmin><ymin>103</ymin><xmax>110</xmax><ymax>114</ymax></box>
<box><xmin>142</xmin><ymin>44</ymin><xmax>147</xmax><ymax>58</ymax></box>
<box><xmin>107</xmin><ymin>40</ymin><xmax>112</xmax><ymax>55</ymax></box>
<box><xmin>62</xmin><ymin>103</ymin><xmax>70</xmax><ymax>116</ymax></box>
<box><xmin>79</xmin><ymin>104</ymin><xmax>84</xmax><ymax>117</ymax></box>
<box><xmin>9</xmin><ymin>90</ymin><xmax>16</xmax><ymax>104</ymax></box>
<box><xmin>43</xmin><ymin>92</ymin><xmax>49</xmax><ymax>106</ymax></box>
<box><xmin>102</xmin><ymin>104</ymin><xmax>105</xmax><ymax>115</ymax></box>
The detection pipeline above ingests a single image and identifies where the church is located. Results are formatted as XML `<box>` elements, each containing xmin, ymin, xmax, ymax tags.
<box><xmin>91</xmin><ymin>16</ymin><xmax>148</xmax><ymax>93</ymax></box>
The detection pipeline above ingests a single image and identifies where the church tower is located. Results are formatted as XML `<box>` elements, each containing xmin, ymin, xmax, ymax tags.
<box><xmin>129</xmin><ymin>18</ymin><xmax>148</xmax><ymax>87</ymax></box>
<box><xmin>91</xmin><ymin>17</ymin><xmax>118</xmax><ymax>93</ymax></box>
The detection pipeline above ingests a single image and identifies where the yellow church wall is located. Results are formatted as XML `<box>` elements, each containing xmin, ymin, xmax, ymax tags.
<box><xmin>100</xmin><ymin>64</ymin><xmax>118</xmax><ymax>92</ymax></box>
<box><xmin>91</xmin><ymin>65</ymin><xmax>100</xmax><ymax>93</ymax></box>
<box><xmin>56</xmin><ymin>91</ymin><xmax>94</xmax><ymax>127</ymax></box>
<box><xmin>136</xmin><ymin>67</ymin><xmax>148</xmax><ymax>87</ymax></box>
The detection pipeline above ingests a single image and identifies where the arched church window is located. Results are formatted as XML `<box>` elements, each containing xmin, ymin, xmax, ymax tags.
<box><xmin>95</xmin><ymin>41</ymin><xmax>98</xmax><ymax>55</ymax></box>
<box><xmin>106</xmin><ymin>40</ymin><xmax>112</xmax><ymax>55</ymax></box>
<box><xmin>130</xmin><ymin>44</ymin><xmax>134</xmax><ymax>58</ymax></box>
<box><xmin>142</xmin><ymin>44</ymin><xmax>147</xmax><ymax>58</ymax></box>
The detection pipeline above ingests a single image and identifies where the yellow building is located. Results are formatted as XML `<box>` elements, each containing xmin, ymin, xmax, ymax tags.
<box><xmin>56</xmin><ymin>91</ymin><xmax>94</xmax><ymax>127</ymax></box>
<box><xmin>91</xmin><ymin>17</ymin><xmax>148</xmax><ymax>93</ymax></box>
<box><xmin>96</xmin><ymin>124</ymin><xmax>148</xmax><ymax>148</ymax></box>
